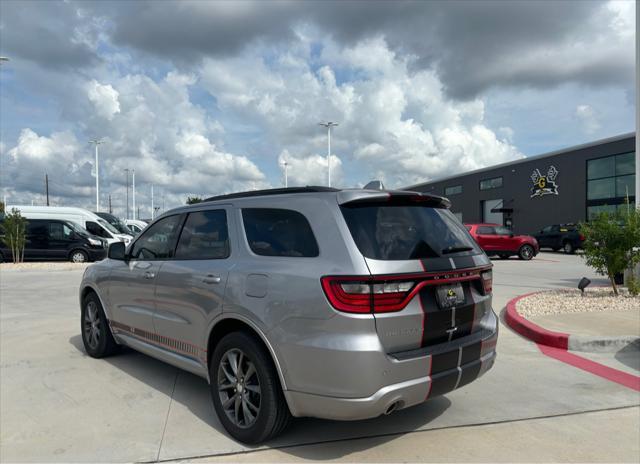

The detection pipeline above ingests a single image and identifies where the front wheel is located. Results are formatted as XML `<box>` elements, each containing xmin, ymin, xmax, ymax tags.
<box><xmin>563</xmin><ymin>242</ymin><xmax>574</xmax><ymax>254</ymax></box>
<box><xmin>518</xmin><ymin>244</ymin><xmax>535</xmax><ymax>260</ymax></box>
<box><xmin>210</xmin><ymin>332</ymin><xmax>290</xmax><ymax>444</ymax></box>
<box><xmin>70</xmin><ymin>249</ymin><xmax>89</xmax><ymax>263</ymax></box>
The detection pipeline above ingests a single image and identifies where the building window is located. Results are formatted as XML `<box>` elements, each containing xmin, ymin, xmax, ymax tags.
<box><xmin>479</xmin><ymin>177</ymin><xmax>503</xmax><ymax>190</ymax></box>
<box><xmin>445</xmin><ymin>185</ymin><xmax>462</xmax><ymax>196</ymax></box>
<box><xmin>586</xmin><ymin>152</ymin><xmax>635</xmax><ymax>219</ymax></box>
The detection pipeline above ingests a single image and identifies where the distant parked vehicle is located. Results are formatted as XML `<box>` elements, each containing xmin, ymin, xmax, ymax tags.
<box><xmin>465</xmin><ymin>223</ymin><xmax>539</xmax><ymax>260</ymax></box>
<box><xmin>8</xmin><ymin>206</ymin><xmax>132</xmax><ymax>246</ymax></box>
<box><xmin>533</xmin><ymin>224</ymin><xmax>585</xmax><ymax>254</ymax></box>
<box><xmin>124</xmin><ymin>219</ymin><xmax>148</xmax><ymax>235</ymax></box>
<box><xmin>94</xmin><ymin>212</ymin><xmax>132</xmax><ymax>236</ymax></box>
<box><xmin>0</xmin><ymin>218</ymin><xmax>106</xmax><ymax>263</ymax></box>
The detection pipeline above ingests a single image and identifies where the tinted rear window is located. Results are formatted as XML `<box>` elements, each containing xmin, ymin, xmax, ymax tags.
<box><xmin>341</xmin><ymin>205</ymin><xmax>480</xmax><ymax>260</ymax></box>
<box><xmin>175</xmin><ymin>210</ymin><xmax>229</xmax><ymax>259</ymax></box>
<box><xmin>242</xmin><ymin>208</ymin><xmax>319</xmax><ymax>257</ymax></box>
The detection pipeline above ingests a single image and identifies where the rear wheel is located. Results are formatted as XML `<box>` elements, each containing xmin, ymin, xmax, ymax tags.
<box><xmin>563</xmin><ymin>241</ymin><xmax>574</xmax><ymax>254</ymax></box>
<box><xmin>70</xmin><ymin>249</ymin><xmax>89</xmax><ymax>263</ymax></box>
<box><xmin>210</xmin><ymin>332</ymin><xmax>290</xmax><ymax>444</ymax></box>
<box><xmin>518</xmin><ymin>244</ymin><xmax>534</xmax><ymax>260</ymax></box>
<box><xmin>81</xmin><ymin>292</ymin><xmax>119</xmax><ymax>358</ymax></box>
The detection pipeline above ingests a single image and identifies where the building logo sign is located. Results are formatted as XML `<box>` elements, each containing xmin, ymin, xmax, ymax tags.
<box><xmin>530</xmin><ymin>165</ymin><xmax>559</xmax><ymax>198</ymax></box>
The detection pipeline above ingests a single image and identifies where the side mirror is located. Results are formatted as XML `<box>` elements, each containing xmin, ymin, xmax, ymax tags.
<box><xmin>108</xmin><ymin>242</ymin><xmax>126</xmax><ymax>260</ymax></box>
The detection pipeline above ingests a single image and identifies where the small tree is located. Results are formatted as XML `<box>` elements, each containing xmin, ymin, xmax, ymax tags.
<box><xmin>0</xmin><ymin>208</ymin><xmax>28</xmax><ymax>263</ymax></box>
<box><xmin>186</xmin><ymin>196</ymin><xmax>203</xmax><ymax>205</ymax></box>
<box><xmin>580</xmin><ymin>206</ymin><xmax>640</xmax><ymax>295</ymax></box>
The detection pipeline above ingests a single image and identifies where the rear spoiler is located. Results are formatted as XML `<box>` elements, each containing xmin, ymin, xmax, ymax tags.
<box><xmin>337</xmin><ymin>190</ymin><xmax>451</xmax><ymax>209</ymax></box>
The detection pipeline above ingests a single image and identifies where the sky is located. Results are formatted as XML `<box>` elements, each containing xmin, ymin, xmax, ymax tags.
<box><xmin>0</xmin><ymin>0</ymin><xmax>635</xmax><ymax>218</ymax></box>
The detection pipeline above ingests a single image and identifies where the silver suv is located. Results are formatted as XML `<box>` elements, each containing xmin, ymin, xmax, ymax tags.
<box><xmin>79</xmin><ymin>187</ymin><xmax>498</xmax><ymax>443</ymax></box>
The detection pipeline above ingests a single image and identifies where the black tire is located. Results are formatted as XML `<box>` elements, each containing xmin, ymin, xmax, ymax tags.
<box><xmin>0</xmin><ymin>251</ymin><xmax>4</xmax><ymax>263</ymax></box>
<box><xmin>551</xmin><ymin>247</ymin><xmax>560</xmax><ymax>252</ymax></box>
<box><xmin>563</xmin><ymin>241</ymin><xmax>575</xmax><ymax>254</ymax></box>
<box><xmin>81</xmin><ymin>292</ymin><xmax>120</xmax><ymax>358</ymax></box>
<box><xmin>69</xmin><ymin>249</ymin><xmax>89</xmax><ymax>263</ymax></box>
<box><xmin>210</xmin><ymin>331</ymin><xmax>291</xmax><ymax>444</ymax></box>
<box><xmin>498</xmin><ymin>253</ymin><xmax>510</xmax><ymax>260</ymax></box>
<box><xmin>518</xmin><ymin>244</ymin><xmax>535</xmax><ymax>260</ymax></box>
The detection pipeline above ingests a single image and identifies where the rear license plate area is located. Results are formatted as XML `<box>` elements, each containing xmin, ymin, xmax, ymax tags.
<box><xmin>436</xmin><ymin>283</ymin><xmax>465</xmax><ymax>309</ymax></box>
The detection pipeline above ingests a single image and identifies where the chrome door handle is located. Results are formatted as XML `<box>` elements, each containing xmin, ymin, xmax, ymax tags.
<box><xmin>143</xmin><ymin>271</ymin><xmax>155</xmax><ymax>279</ymax></box>
<box><xmin>203</xmin><ymin>274</ymin><xmax>221</xmax><ymax>284</ymax></box>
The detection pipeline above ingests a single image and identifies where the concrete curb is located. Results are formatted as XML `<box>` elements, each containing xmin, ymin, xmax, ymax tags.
<box><xmin>505</xmin><ymin>291</ymin><xmax>639</xmax><ymax>353</ymax></box>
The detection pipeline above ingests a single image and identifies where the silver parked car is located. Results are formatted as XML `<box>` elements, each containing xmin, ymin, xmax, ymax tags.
<box><xmin>79</xmin><ymin>187</ymin><xmax>498</xmax><ymax>443</ymax></box>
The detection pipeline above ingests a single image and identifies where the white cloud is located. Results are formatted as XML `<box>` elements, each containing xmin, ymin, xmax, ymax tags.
<box><xmin>278</xmin><ymin>149</ymin><xmax>343</xmax><ymax>187</ymax></box>
<box><xmin>87</xmin><ymin>80</ymin><xmax>121</xmax><ymax>120</ymax></box>
<box><xmin>575</xmin><ymin>104</ymin><xmax>601</xmax><ymax>134</ymax></box>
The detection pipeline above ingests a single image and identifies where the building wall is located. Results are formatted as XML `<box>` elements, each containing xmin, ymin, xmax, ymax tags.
<box><xmin>410</xmin><ymin>135</ymin><xmax>635</xmax><ymax>235</ymax></box>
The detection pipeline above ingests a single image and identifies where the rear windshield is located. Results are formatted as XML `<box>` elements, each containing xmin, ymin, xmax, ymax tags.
<box><xmin>341</xmin><ymin>205</ymin><xmax>480</xmax><ymax>260</ymax></box>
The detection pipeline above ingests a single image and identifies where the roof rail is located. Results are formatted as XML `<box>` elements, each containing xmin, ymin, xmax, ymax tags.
<box><xmin>203</xmin><ymin>186</ymin><xmax>339</xmax><ymax>202</ymax></box>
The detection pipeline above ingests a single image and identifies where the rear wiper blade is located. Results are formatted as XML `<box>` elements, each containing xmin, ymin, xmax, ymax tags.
<box><xmin>441</xmin><ymin>246</ymin><xmax>473</xmax><ymax>255</ymax></box>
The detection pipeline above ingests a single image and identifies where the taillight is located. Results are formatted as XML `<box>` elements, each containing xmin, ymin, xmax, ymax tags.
<box><xmin>579</xmin><ymin>233</ymin><xmax>585</xmax><ymax>241</ymax></box>
<box><xmin>321</xmin><ymin>277</ymin><xmax>415</xmax><ymax>314</ymax></box>
<box><xmin>481</xmin><ymin>270</ymin><xmax>493</xmax><ymax>295</ymax></box>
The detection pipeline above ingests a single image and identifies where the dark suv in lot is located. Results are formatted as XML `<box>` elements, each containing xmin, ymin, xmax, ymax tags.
<box><xmin>0</xmin><ymin>219</ymin><xmax>107</xmax><ymax>262</ymax></box>
<box><xmin>533</xmin><ymin>224</ymin><xmax>585</xmax><ymax>254</ymax></box>
<box><xmin>79</xmin><ymin>187</ymin><xmax>498</xmax><ymax>443</ymax></box>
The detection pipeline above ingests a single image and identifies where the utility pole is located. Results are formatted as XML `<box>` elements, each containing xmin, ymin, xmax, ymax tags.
<box><xmin>124</xmin><ymin>169</ymin><xmax>130</xmax><ymax>220</ymax></box>
<box><xmin>319</xmin><ymin>122</ymin><xmax>338</xmax><ymax>187</ymax></box>
<box><xmin>45</xmin><ymin>173</ymin><xmax>49</xmax><ymax>206</ymax></box>
<box><xmin>89</xmin><ymin>139</ymin><xmax>104</xmax><ymax>211</ymax></box>
<box><xmin>151</xmin><ymin>184</ymin><xmax>154</xmax><ymax>220</ymax></box>
<box><xmin>108</xmin><ymin>194</ymin><xmax>112</xmax><ymax>214</ymax></box>
<box><xmin>132</xmin><ymin>169</ymin><xmax>136</xmax><ymax>220</ymax></box>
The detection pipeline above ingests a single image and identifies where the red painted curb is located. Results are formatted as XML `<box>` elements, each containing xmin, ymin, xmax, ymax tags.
<box><xmin>505</xmin><ymin>292</ymin><xmax>570</xmax><ymax>350</ymax></box>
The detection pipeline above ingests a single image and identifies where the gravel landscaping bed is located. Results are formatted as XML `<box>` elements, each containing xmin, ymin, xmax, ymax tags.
<box><xmin>517</xmin><ymin>287</ymin><xmax>640</xmax><ymax>317</ymax></box>
<box><xmin>0</xmin><ymin>262</ymin><xmax>90</xmax><ymax>272</ymax></box>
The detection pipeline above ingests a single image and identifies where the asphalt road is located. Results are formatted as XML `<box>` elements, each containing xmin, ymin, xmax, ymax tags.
<box><xmin>1</xmin><ymin>253</ymin><xmax>638</xmax><ymax>462</ymax></box>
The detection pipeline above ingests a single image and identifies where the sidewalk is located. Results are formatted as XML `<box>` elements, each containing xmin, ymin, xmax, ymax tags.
<box><xmin>529</xmin><ymin>309</ymin><xmax>639</xmax><ymax>338</ymax></box>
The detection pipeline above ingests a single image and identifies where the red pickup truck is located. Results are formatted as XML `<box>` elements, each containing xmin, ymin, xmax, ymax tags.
<box><xmin>465</xmin><ymin>223</ymin><xmax>539</xmax><ymax>260</ymax></box>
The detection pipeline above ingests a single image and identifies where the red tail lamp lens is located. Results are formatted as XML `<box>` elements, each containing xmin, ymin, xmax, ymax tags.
<box><xmin>481</xmin><ymin>270</ymin><xmax>492</xmax><ymax>295</ymax></box>
<box><xmin>321</xmin><ymin>277</ymin><xmax>415</xmax><ymax>313</ymax></box>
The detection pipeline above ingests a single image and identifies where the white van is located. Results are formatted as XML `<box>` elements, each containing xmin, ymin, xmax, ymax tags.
<box><xmin>7</xmin><ymin>206</ymin><xmax>133</xmax><ymax>245</ymax></box>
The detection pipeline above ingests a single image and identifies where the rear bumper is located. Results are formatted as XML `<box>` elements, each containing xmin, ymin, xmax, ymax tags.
<box><xmin>284</xmin><ymin>319</ymin><xmax>498</xmax><ymax>421</ymax></box>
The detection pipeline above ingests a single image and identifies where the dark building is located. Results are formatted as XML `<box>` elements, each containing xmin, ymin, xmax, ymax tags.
<box><xmin>407</xmin><ymin>133</ymin><xmax>636</xmax><ymax>235</ymax></box>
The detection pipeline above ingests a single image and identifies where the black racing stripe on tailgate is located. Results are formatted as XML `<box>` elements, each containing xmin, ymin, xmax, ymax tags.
<box><xmin>457</xmin><ymin>361</ymin><xmax>482</xmax><ymax>388</ymax></box>
<box><xmin>431</xmin><ymin>350</ymin><xmax>459</xmax><ymax>375</ymax></box>
<box><xmin>422</xmin><ymin>310</ymin><xmax>452</xmax><ymax>346</ymax></box>
<box><xmin>420</xmin><ymin>257</ymin><xmax>454</xmax><ymax>272</ymax></box>
<box><xmin>461</xmin><ymin>341</ymin><xmax>482</xmax><ymax>365</ymax></box>
<box><xmin>452</xmin><ymin>255</ymin><xmax>477</xmax><ymax>269</ymax></box>
<box><xmin>428</xmin><ymin>370</ymin><xmax>459</xmax><ymax>398</ymax></box>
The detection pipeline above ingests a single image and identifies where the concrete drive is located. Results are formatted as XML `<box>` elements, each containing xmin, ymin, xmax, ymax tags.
<box><xmin>1</xmin><ymin>253</ymin><xmax>638</xmax><ymax>462</ymax></box>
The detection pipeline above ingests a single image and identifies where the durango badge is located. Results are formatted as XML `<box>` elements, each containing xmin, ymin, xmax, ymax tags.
<box><xmin>530</xmin><ymin>165</ymin><xmax>559</xmax><ymax>198</ymax></box>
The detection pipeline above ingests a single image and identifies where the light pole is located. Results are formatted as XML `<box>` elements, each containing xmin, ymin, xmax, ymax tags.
<box><xmin>132</xmin><ymin>169</ymin><xmax>136</xmax><ymax>220</ymax></box>
<box><xmin>124</xmin><ymin>169</ymin><xmax>130</xmax><ymax>220</ymax></box>
<box><xmin>151</xmin><ymin>183</ymin><xmax>154</xmax><ymax>220</ymax></box>
<box><xmin>89</xmin><ymin>139</ymin><xmax>104</xmax><ymax>211</ymax></box>
<box><xmin>282</xmin><ymin>160</ymin><xmax>289</xmax><ymax>188</ymax></box>
<box><xmin>319</xmin><ymin>122</ymin><xmax>338</xmax><ymax>187</ymax></box>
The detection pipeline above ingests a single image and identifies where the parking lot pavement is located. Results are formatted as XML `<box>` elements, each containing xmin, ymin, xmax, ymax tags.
<box><xmin>1</xmin><ymin>253</ymin><xmax>638</xmax><ymax>462</ymax></box>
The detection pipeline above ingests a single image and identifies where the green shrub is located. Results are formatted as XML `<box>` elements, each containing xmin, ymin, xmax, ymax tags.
<box><xmin>579</xmin><ymin>206</ymin><xmax>640</xmax><ymax>296</ymax></box>
<box><xmin>0</xmin><ymin>208</ymin><xmax>28</xmax><ymax>263</ymax></box>
<box><xmin>627</xmin><ymin>274</ymin><xmax>640</xmax><ymax>297</ymax></box>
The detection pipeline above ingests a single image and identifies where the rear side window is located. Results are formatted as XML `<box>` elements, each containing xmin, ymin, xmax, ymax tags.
<box><xmin>477</xmin><ymin>226</ymin><xmax>494</xmax><ymax>235</ymax></box>
<box><xmin>130</xmin><ymin>215</ymin><xmax>183</xmax><ymax>260</ymax></box>
<box><xmin>341</xmin><ymin>205</ymin><xmax>480</xmax><ymax>260</ymax></box>
<box><xmin>175</xmin><ymin>210</ymin><xmax>229</xmax><ymax>259</ymax></box>
<box><xmin>242</xmin><ymin>208</ymin><xmax>319</xmax><ymax>257</ymax></box>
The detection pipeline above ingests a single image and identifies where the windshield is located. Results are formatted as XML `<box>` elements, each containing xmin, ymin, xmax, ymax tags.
<box><xmin>64</xmin><ymin>221</ymin><xmax>90</xmax><ymax>237</ymax></box>
<box><xmin>341</xmin><ymin>204</ymin><xmax>481</xmax><ymax>260</ymax></box>
<box><xmin>97</xmin><ymin>218</ymin><xmax>121</xmax><ymax>235</ymax></box>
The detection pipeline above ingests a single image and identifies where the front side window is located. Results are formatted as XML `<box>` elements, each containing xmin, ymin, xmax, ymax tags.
<box><xmin>477</xmin><ymin>226</ymin><xmax>494</xmax><ymax>235</ymax></box>
<box><xmin>341</xmin><ymin>204</ymin><xmax>480</xmax><ymax>260</ymax></box>
<box><xmin>479</xmin><ymin>177</ymin><xmax>503</xmax><ymax>190</ymax></box>
<box><xmin>86</xmin><ymin>221</ymin><xmax>111</xmax><ymax>238</ymax></box>
<box><xmin>130</xmin><ymin>215</ymin><xmax>183</xmax><ymax>260</ymax></box>
<box><xmin>242</xmin><ymin>208</ymin><xmax>319</xmax><ymax>257</ymax></box>
<box><xmin>175</xmin><ymin>210</ymin><xmax>229</xmax><ymax>259</ymax></box>
<box><xmin>49</xmin><ymin>222</ymin><xmax>74</xmax><ymax>240</ymax></box>
<box><xmin>541</xmin><ymin>226</ymin><xmax>553</xmax><ymax>233</ymax></box>
<box><xmin>494</xmin><ymin>226</ymin><xmax>512</xmax><ymax>235</ymax></box>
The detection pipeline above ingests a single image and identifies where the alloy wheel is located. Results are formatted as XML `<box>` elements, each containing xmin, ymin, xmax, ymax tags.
<box><xmin>72</xmin><ymin>251</ymin><xmax>87</xmax><ymax>263</ymax></box>
<box><xmin>521</xmin><ymin>245</ymin><xmax>533</xmax><ymax>259</ymax></box>
<box><xmin>217</xmin><ymin>348</ymin><xmax>261</xmax><ymax>428</ymax></box>
<box><xmin>83</xmin><ymin>301</ymin><xmax>101</xmax><ymax>350</ymax></box>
